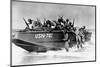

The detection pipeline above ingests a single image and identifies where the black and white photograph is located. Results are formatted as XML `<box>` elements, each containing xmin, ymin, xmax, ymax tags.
<box><xmin>11</xmin><ymin>0</ymin><xmax>96</xmax><ymax>66</ymax></box>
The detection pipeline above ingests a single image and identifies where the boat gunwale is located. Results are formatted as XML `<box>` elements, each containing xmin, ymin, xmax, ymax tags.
<box><xmin>15</xmin><ymin>30</ymin><xmax>64</xmax><ymax>33</ymax></box>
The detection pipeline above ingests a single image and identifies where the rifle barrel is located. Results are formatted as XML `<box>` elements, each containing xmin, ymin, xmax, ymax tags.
<box><xmin>23</xmin><ymin>18</ymin><xmax>29</xmax><ymax>28</ymax></box>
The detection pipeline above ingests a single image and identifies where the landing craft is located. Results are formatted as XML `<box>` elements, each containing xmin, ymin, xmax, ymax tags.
<box><xmin>12</xmin><ymin>18</ymin><xmax>92</xmax><ymax>53</ymax></box>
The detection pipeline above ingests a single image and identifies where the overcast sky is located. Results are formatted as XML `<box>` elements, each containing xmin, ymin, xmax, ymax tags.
<box><xmin>12</xmin><ymin>1</ymin><xmax>95</xmax><ymax>29</ymax></box>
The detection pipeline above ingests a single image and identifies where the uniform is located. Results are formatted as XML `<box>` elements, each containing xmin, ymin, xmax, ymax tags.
<box><xmin>74</xmin><ymin>27</ymin><xmax>82</xmax><ymax>47</ymax></box>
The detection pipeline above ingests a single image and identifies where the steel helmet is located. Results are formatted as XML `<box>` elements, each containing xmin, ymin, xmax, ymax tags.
<box><xmin>28</xmin><ymin>19</ymin><xmax>32</xmax><ymax>24</ymax></box>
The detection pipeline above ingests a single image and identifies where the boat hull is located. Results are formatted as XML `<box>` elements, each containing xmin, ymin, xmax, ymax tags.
<box><xmin>12</xmin><ymin>31</ymin><xmax>66</xmax><ymax>52</ymax></box>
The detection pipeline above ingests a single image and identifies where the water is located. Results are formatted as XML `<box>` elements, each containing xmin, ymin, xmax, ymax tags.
<box><xmin>12</xmin><ymin>31</ymin><xmax>95</xmax><ymax>66</ymax></box>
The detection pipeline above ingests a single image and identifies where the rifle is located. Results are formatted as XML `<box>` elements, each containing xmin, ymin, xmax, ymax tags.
<box><xmin>73</xmin><ymin>18</ymin><xmax>75</xmax><ymax>26</ymax></box>
<box><xmin>23</xmin><ymin>18</ymin><xmax>30</xmax><ymax>29</ymax></box>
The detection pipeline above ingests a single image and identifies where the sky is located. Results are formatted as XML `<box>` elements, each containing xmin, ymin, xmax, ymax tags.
<box><xmin>12</xmin><ymin>1</ymin><xmax>95</xmax><ymax>29</ymax></box>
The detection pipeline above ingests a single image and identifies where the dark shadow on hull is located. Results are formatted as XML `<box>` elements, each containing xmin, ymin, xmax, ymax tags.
<box><xmin>12</xmin><ymin>39</ymin><xmax>47</xmax><ymax>52</ymax></box>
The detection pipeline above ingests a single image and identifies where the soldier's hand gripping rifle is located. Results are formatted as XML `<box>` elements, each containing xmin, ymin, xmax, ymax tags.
<box><xmin>23</xmin><ymin>18</ymin><xmax>30</xmax><ymax>31</ymax></box>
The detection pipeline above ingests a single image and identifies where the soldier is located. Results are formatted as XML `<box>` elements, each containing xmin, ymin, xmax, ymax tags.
<box><xmin>58</xmin><ymin>16</ymin><xmax>63</xmax><ymax>23</ymax></box>
<box><xmin>28</xmin><ymin>19</ymin><xmax>34</xmax><ymax>30</ymax></box>
<box><xmin>74</xmin><ymin>27</ymin><xmax>83</xmax><ymax>48</ymax></box>
<box><xmin>42</xmin><ymin>18</ymin><xmax>47</xmax><ymax>27</ymax></box>
<box><xmin>27</xmin><ymin>18</ymin><xmax>43</xmax><ymax>31</ymax></box>
<box><xmin>36</xmin><ymin>18</ymin><xmax>42</xmax><ymax>27</ymax></box>
<box><xmin>64</xmin><ymin>18</ymin><xmax>74</xmax><ymax>32</ymax></box>
<box><xmin>51</xmin><ymin>20</ymin><xmax>57</xmax><ymax>29</ymax></box>
<box><xmin>65</xmin><ymin>18</ymin><xmax>69</xmax><ymax>26</ymax></box>
<box><xmin>32</xmin><ymin>19</ymin><xmax>43</xmax><ymax>30</ymax></box>
<box><xmin>42</xmin><ymin>19</ymin><xmax>52</xmax><ymax>31</ymax></box>
<box><xmin>54</xmin><ymin>21</ymin><xmax>61</xmax><ymax>30</ymax></box>
<box><xmin>57</xmin><ymin>16</ymin><xmax>65</xmax><ymax>29</ymax></box>
<box><xmin>79</xmin><ymin>26</ymin><xmax>86</xmax><ymax>43</ymax></box>
<box><xmin>41</xmin><ymin>20</ymin><xmax>52</xmax><ymax>31</ymax></box>
<box><xmin>46</xmin><ymin>20</ymin><xmax>52</xmax><ymax>28</ymax></box>
<box><xmin>68</xmin><ymin>19</ymin><xmax>75</xmax><ymax>32</ymax></box>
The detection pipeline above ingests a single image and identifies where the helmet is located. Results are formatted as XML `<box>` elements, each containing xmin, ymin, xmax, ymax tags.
<box><xmin>28</xmin><ymin>19</ymin><xmax>32</xmax><ymax>24</ymax></box>
<box><xmin>66</xmin><ymin>19</ymin><xmax>69</xmax><ymax>22</ymax></box>
<box><xmin>82</xmin><ymin>26</ymin><xmax>85</xmax><ymax>29</ymax></box>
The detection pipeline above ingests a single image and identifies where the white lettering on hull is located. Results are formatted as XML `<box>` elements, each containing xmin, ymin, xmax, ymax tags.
<box><xmin>34</xmin><ymin>34</ymin><xmax>53</xmax><ymax>38</ymax></box>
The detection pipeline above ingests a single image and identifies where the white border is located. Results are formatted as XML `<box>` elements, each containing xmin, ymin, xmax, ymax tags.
<box><xmin>0</xmin><ymin>0</ymin><xmax>100</xmax><ymax>67</ymax></box>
